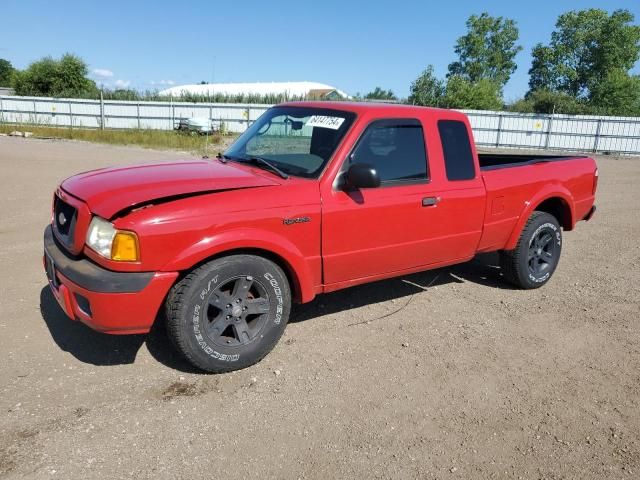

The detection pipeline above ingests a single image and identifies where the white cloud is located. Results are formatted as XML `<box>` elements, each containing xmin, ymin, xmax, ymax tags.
<box><xmin>114</xmin><ymin>79</ymin><xmax>131</xmax><ymax>88</ymax></box>
<box><xmin>92</xmin><ymin>69</ymin><xmax>114</xmax><ymax>79</ymax></box>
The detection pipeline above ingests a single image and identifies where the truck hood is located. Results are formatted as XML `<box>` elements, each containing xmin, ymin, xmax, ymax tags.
<box><xmin>61</xmin><ymin>159</ymin><xmax>281</xmax><ymax>219</ymax></box>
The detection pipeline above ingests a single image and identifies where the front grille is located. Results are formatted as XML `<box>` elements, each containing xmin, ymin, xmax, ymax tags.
<box><xmin>53</xmin><ymin>195</ymin><xmax>77</xmax><ymax>244</ymax></box>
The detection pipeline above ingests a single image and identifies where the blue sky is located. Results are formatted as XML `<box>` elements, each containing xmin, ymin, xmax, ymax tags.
<box><xmin>2</xmin><ymin>0</ymin><xmax>639</xmax><ymax>100</ymax></box>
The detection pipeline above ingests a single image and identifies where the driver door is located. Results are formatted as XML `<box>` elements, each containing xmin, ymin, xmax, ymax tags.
<box><xmin>321</xmin><ymin>116</ymin><xmax>486</xmax><ymax>286</ymax></box>
<box><xmin>321</xmin><ymin>118</ymin><xmax>441</xmax><ymax>284</ymax></box>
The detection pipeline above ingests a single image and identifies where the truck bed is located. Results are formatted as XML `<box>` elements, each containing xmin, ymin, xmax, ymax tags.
<box><xmin>479</xmin><ymin>153</ymin><xmax>588</xmax><ymax>170</ymax></box>
<box><xmin>477</xmin><ymin>153</ymin><xmax>597</xmax><ymax>253</ymax></box>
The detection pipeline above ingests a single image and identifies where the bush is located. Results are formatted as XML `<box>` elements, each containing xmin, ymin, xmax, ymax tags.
<box><xmin>364</xmin><ymin>87</ymin><xmax>397</xmax><ymax>101</ymax></box>
<box><xmin>508</xmin><ymin>90</ymin><xmax>590</xmax><ymax>114</ymax></box>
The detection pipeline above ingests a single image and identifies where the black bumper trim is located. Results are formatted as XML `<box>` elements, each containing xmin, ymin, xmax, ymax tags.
<box><xmin>583</xmin><ymin>205</ymin><xmax>596</xmax><ymax>221</ymax></box>
<box><xmin>44</xmin><ymin>225</ymin><xmax>154</xmax><ymax>293</ymax></box>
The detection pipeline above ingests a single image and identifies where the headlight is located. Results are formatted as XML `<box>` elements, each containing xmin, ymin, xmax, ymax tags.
<box><xmin>86</xmin><ymin>216</ymin><xmax>140</xmax><ymax>261</ymax></box>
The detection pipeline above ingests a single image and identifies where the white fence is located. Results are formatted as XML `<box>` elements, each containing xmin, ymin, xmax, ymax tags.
<box><xmin>0</xmin><ymin>95</ymin><xmax>270</xmax><ymax>134</ymax></box>
<box><xmin>465</xmin><ymin>109</ymin><xmax>640</xmax><ymax>155</ymax></box>
<box><xmin>1</xmin><ymin>95</ymin><xmax>639</xmax><ymax>155</ymax></box>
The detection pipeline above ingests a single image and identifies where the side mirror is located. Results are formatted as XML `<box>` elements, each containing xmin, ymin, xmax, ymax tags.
<box><xmin>346</xmin><ymin>163</ymin><xmax>381</xmax><ymax>189</ymax></box>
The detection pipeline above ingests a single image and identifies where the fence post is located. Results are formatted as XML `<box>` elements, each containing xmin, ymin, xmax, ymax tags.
<box><xmin>0</xmin><ymin>96</ymin><xmax>3</xmax><ymax>123</ymax></box>
<box><xmin>68</xmin><ymin>100</ymin><xmax>73</xmax><ymax>129</ymax></box>
<box><xmin>544</xmin><ymin>114</ymin><xmax>554</xmax><ymax>150</ymax></box>
<box><xmin>593</xmin><ymin>119</ymin><xmax>603</xmax><ymax>153</ymax></box>
<box><xmin>33</xmin><ymin>99</ymin><xmax>37</xmax><ymax>125</ymax></box>
<box><xmin>136</xmin><ymin>103</ymin><xmax>141</xmax><ymax>129</ymax></box>
<box><xmin>495</xmin><ymin>113</ymin><xmax>503</xmax><ymax>148</ymax></box>
<box><xmin>245</xmin><ymin>107</ymin><xmax>251</xmax><ymax>130</ymax></box>
<box><xmin>170</xmin><ymin>98</ymin><xmax>174</xmax><ymax>130</ymax></box>
<box><xmin>100</xmin><ymin>91</ymin><xmax>105</xmax><ymax>130</ymax></box>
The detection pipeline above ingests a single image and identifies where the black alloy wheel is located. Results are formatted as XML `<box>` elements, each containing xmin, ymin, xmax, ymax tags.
<box><xmin>205</xmin><ymin>275</ymin><xmax>271</xmax><ymax>347</ymax></box>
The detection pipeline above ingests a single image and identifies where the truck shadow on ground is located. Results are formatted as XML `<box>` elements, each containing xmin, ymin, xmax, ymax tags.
<box><xmin>39</xmin><ymin>287</ymin><xmax>196</xmax><ymax>372</ymax></box>
<box><xmin>289</xmin><ymin>252</ymin><xmax>513</xmax><ymax>323</ymax></box>
<box><xmin>39</xmin><ymin>252</ymin><xmax>511</xmax><ymax>372</ymax></box>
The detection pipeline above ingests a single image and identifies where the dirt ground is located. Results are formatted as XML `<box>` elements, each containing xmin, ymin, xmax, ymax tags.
<box><xmin>0</xmin><ymin>136</ymin><xmax>639</xmax><ymax>479</ymax></box>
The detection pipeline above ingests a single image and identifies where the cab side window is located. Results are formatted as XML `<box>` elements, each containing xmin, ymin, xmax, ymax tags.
<box><xmin>350</xmin><ymin>119</ymin><xmax>428</xmax><ymax>184</ymax></box>
<box><xmin>438</xmin><ymin>120</ymin><xmax>476</xmax><ymax>181</ymax></box>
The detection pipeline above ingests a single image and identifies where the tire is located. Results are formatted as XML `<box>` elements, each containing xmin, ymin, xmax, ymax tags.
<box><xmin>500</xmin><ymin>211</ymin><xmax>562</xmax><ymax>289</ymax></box>
<box><xmin>165</xmin><ymin>254</ymin><xmax>291</xmax><ymax>373</ymax></box>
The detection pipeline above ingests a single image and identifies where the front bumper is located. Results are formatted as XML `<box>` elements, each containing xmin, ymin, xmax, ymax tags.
<box><xmin>43</xmin><ymin>225</ymin><xmax>178</xmax><ymax>334</ymax></box>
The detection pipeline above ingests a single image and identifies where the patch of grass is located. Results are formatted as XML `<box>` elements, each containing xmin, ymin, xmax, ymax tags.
<box><xmin>0</xmin><ymin>124</ymin><xmax>224</xmax><ymax>155</ymax></box>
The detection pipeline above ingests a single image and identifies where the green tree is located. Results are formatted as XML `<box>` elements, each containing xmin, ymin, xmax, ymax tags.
<box><xmin>13</xmin><ymin>53</ymin><xmax>98</xmax><ymax>97</ymax></box>
<box><xmin>408</xmin><ymin>66</ymin><xmax>445</xmax><ymax>106</ymax></box>
<box><xmin>590</xmin><ymin>69</ymin><xmax>640</xmax><ymax>116</ymax></box>
<box><xmin>528</xmin><ymin>45</ymin><xmax>558</xmax><ymax>92</ymax></box>
<box><xmin>443</xmin><ymin>76</ymin><xmax>503</xmax><ymax>110</ymax></box>
<box><xmin>0</xmin><ymin>59</ymin><xmax>15</xmax><ymax>87</ymax></box>
<box><xmin>364</xmin><ymin>87</ymin><xmax>397</xmax><ymax>101</ymax></box>
<box><xmin>528</xmin><ymin>9</ymin><xmax>640</xmax><ymax>98</ymax></box>
<box><xmin>448</xmin><ymin>12</ymin><xmax>522</xmax><ymax>87</ymax></box>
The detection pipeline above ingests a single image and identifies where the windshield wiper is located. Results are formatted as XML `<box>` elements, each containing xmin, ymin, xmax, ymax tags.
<box><xmin>238</xmin><ymin>156</ymin><xmax>289</xmax><ymax>179</ymax></box>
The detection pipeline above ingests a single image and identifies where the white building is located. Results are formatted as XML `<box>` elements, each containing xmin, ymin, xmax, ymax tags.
<box><xmin>158</xmin><ymin>81</ymin><xmax>349</xmax><ymax>100</ymax></box>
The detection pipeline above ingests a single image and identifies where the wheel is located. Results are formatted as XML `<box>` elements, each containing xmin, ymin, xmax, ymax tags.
<box><xmin>165</xmin><ymin>254</ymin><xmax>291</xmax><ymax>373</ymax></box>
<box><xmin>500</xmin><ymin>211</ymin><xmax>562</xmax><ymax>289</ymax></box>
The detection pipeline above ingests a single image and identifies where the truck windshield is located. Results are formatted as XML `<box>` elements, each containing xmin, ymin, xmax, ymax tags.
<box><xmin>224</xmin><ymin>106</ymin><xmax>356</xmax><ymax>179</ymax></box>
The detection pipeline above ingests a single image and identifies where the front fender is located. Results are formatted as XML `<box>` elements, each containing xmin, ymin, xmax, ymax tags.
<box><xmin>504</xmin><ymin>185</ymin><xmax>575</xmax><ymax>251</ymax></box>
<box><xmin>161</xmin><ymin>227</ymin><xmax>317</xmax><ymax>303</ymax></box>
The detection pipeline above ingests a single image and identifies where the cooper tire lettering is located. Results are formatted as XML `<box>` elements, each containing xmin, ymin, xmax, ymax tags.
<box><xmin>264</xmin><ymin>272</ymin><xmax>284</xmax><ymax>324</ymax></box>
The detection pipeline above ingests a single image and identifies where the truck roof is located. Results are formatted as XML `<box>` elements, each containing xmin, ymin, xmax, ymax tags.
<box><xmin>279</xmin><ymin>101</ymin><xmax>457</xmax><ymax>117</ymax></box>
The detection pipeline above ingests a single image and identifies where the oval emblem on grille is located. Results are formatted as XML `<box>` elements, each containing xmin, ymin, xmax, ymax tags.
<box><xmin>58</xmin><ymin>212</ymin><xmax>67</xmax><ymax>226</ymax></box>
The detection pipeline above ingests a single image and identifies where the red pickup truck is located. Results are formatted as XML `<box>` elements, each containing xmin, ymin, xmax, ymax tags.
<box><xmin>44</xmin><ymin>102</ymin><xmax>597</xmax><ymax>372</ymax></box>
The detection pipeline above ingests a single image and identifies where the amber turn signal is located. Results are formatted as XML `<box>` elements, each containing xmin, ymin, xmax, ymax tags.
<box><xmin>111</xmin><ymin>231</ymin><xmax>140</xmax><ymax>261</ymax></box>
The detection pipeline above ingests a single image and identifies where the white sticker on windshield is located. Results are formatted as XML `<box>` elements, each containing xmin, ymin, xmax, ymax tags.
<box><xmin>305</xmin><ymin>115</ymin><xmax>345</xmax><ymax>130</ymax></box>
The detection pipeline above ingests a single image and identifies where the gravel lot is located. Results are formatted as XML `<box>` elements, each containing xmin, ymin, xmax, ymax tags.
<box><xmin>1</xmin><ymin>136</ymin><xmax>639</xmax><ymax>479</ymax></box>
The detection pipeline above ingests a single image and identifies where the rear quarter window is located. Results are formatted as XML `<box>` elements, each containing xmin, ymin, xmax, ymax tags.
<box><xmin>438</xmin><ymin>120</ymin><xmax>476</xmax><ymax>181</ymax></box>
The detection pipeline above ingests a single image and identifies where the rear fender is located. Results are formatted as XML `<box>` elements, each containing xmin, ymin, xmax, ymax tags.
<box><xmin>504</xmin><ymin>186</ymin><xmax>575</xmax><ymax>251</ymax></box>
<box><xmin>161</xmin><ymin>228</ymin><xmax>316</xmax><ymax>303</ymax></box>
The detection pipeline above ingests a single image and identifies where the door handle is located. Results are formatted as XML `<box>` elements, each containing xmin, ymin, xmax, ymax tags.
<box><xmin>422</xmin><ymin>196</ymin><xmax>441</xmax><ymax>207</ymax></box>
